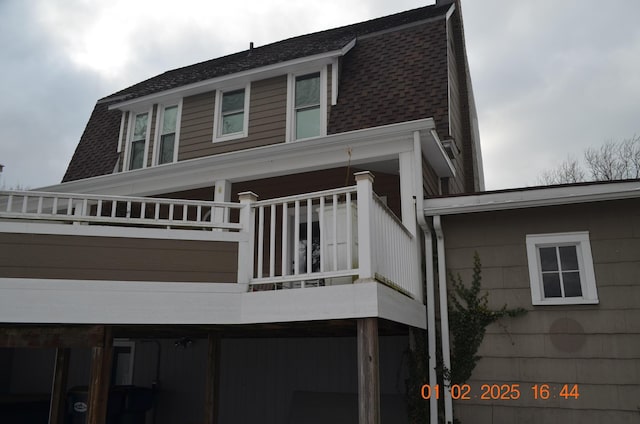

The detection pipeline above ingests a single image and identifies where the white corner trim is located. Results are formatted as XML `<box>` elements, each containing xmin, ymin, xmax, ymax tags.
<box><xmin>331</xmin><ymin>57</ymin><xmax>339</xmax><ymax>106</ymax></box>
<box><xmin>117</xmin><ymin>112</ymin><xmax>126</xmax><ymax>154</ymax></box>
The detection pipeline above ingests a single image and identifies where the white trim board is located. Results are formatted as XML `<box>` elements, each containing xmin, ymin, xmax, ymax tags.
<box><xmin>424</xmin><ymin>180</ymin><xmax>640</xmax><ymax>216</ymax></box>
<box><xmin>0</xmin><ymin>221</ymin><xmax>248</xmax><ymax>243</ymax></box>
<box><xmin>0</xmin><ymin>279</ymin><xmax>426</xmax><ymax>328</ymax></box>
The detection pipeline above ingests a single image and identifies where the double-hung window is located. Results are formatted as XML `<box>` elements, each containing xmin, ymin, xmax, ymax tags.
<box><xmin>525</xmin><ymin>232</ymin><xmax>598</xmax><ymax>305</ymax></box>
<box><xmin>213</xmin><ymin>85</ymin><xmax>250</xmax><ymax>142</ymax></box>
<box><xmin>128</xmin><ymin>112</ymin><xmax>150</xmax><ymax>170</ymax></box>
<box><xmin>287</xmin><ymin>69</ymin><xmax>327</xmax><ymax>141</ymax></box>
<box><xmin>156</xmin><ymin>104</ymin><xmax>181</xmax><ymax>165</ymax></box>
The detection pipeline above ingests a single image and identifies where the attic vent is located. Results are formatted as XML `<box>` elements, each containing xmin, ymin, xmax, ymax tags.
<box><xmin>249</xmin><ymin>42</ymin><xmax>254</xmax><ymax>50</ymax></box>
<box><xmin>441</xmin><ymin>139</ymin><xmax>459</xmax><ymax>160</ymax></box>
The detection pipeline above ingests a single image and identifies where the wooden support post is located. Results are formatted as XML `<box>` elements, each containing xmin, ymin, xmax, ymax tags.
<box><xmin>48</xmin><ymin>348</ymin><xmax>70</xmax><ymax>424</ymax></box>
<box><xmin>87</xmin><ymin>326</ymin><xmax>113</xmax><ymax>424</ymax></box>
<box><xmin>204</xmin><ymin>334</ymin><xmax>221</xmax><ymax>424</ymax></box>
<box><xmin>357</xmin><ymin>317</ymin><xmax>380</xmax><ymax>424</ymax></box>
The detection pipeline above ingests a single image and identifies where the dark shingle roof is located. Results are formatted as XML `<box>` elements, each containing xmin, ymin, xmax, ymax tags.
<box><xmin>63</xmin><ymin>2</ymin><xmax>454</xmax><ymax>183</ymax></box>
<box><xmin>103</xmin><ymin>2</ymin><xmax>453</xmax><ymax>103</ymax></box>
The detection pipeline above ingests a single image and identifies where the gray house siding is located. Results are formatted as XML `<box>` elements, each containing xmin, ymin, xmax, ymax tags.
<box><xmin>441</xmin><ymin>198</ymin><xmax>640</xmax><ymax>423</ymax></box>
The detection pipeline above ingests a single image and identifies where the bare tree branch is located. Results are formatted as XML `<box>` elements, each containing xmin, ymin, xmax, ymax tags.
<box><xmin>539</xmin><ymin>135</ymin><xmax>640</xmax><ymax>184</ymax></box>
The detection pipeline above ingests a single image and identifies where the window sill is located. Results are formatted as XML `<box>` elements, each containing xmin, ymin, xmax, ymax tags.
<box><xmin>532</xmin><ymin>297</ymin><xmax>599</xmax><ymax>306</ymax></box>
<box><xmin>213</xmin><ymin>132</ymin><xmax>247</xmax><ymax>143</ymax></box>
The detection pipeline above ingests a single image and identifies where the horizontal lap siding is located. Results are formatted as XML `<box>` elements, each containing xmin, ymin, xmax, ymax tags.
<box><xmin>0</xmin><ymin>233</ymin><xmax>238</xmax><ymax>283</ymax></box>
<box><xmin>178</xmin><ymin>76</ymin><xmax>286</xmax><ymax>161</ymax></box>
<box><xmin>443</xmin><ymin>198</ymin><xmax>640</xmax><ymax>423</ymax></box>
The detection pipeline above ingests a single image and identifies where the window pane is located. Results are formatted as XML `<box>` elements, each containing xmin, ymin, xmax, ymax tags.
<box><xmin>542</xmin><ymin>273</ymin><xmax>562</xmax><ymax>297</ymax></box>
<box><xmin>222</xmin><ymin>112</ymin><xmax>244</xmax><ymax>135</ymax></box>
<box><xmin>159</xmin><ymin>133</ymin><xmax>175</xmax><ymax>164</ymax></box>
<box><xmin>539</xmin><ymin>247</ymin><xmax>559</xmax><ymax>272</ymax></box>
<box><xmin>130</xmin><ymin>140</ymin><xmax>145</xmax><ymax>169</ymax></box>
<box><xmin>296</xmin><ymin>107</ymin><xmax>320</xmax><ymax>139</ymax></box>
<box><xmin>559</xmin><ymin>246</ymin><xmax>579</xmax><ymax>271</ymax></box>
<box><xmin>563</xmin><ymin>272</ymin><xmax>583</xmax><ymax>297</ymax></box>
<box><xmin>222</xmin><ymin>90</ymin><xmax>244</xmax><ymax>113</ymax></box>
<box><xmin>295</xmin><ymin>73</ymin><xmax>320</xmax><ymax>107</ymax></box>
<box><xmin>162</xmin><ymin>106</ymin><xmax>178</xmax><ymax>134</ymax></box>
<box><xmin>133</xmin><ymin>113</ymin><xmax>148</xmax><ymax>141</ymax></box>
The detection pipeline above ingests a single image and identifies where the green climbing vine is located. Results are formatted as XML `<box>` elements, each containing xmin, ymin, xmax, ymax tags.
<box><xmin>446</xmin><ymin>252</ymin><xmax>526</xmax><ymax>386</ymax></box>
<box><xmin>406</xmin><ymin>252</ymin><xmax>526</xmax><ymax>422</ymax></box>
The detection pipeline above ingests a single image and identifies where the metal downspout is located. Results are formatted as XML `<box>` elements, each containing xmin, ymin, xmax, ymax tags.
<box><xmin>413</xmin><ymin>131</ymin><xmax>438</xmax><ymax>423</ymax></box>
<box><xmin>433</xmin><ymin>215</ymin><xmax>453</xmax><ymax>423</ymax></box>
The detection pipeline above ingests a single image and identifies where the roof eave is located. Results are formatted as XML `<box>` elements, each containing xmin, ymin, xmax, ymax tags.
<box><xmin>108</xmin><ymin>39</ymin><xmax>357</xmax><ymax>112</ymax></box>
<box><xmin>423</xmin><ymin>181</ymin><xmax>640</xmax><ymax>216</ymax></box>
<box><xmin>37</xmin><ymin>117</ymin><xmax>436</xmax><ymax>196</ymax></box>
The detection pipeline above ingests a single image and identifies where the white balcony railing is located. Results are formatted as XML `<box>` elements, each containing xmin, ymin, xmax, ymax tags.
<box><xmin>0</xmin><ymin>190</ymin><xmax>243</xmax><ymax>231</ymax></box>
<box><xmin>0</xmin><ymin>173</ymin><xmax>422</xmax><ymax>299</ymax></box>
<box><xmin>248</xmin><ymin>186</ymin><xmax>359</xmax><ymax>289</ymax></box>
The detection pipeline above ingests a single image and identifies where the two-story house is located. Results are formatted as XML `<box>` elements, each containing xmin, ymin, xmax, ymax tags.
<box><xmin>0</xmin><ymin>1</ymin><xmax>483</xmax><ymax>423</ymax></box>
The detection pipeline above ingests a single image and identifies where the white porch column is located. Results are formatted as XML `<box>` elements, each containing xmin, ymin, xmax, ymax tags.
<box><xmin>398</xmin><ymin>151</ymin><xmax>418</xmax><ymax>237</ymax></box>
<box><xmin>355</xmin><ymin>171</ymin><xmax>375</xmax><ymax>282</ymax></box>
<box><xmin>237</xmin><ymin>191</ymin><xmax>257</xmax><ymax>285</ymax></box>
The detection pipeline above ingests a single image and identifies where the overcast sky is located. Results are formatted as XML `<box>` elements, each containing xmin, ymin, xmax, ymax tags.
<box><xmin>1</xmin><ymin>0</ymin><xmax>639</xmax><ymax>190</ymax></box>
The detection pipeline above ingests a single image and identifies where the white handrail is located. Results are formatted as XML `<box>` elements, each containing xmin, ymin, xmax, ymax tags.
<box><xmin>0</xmin><ymin>190</ymin><xmax>243</xmax><ymax>230</ymax></box>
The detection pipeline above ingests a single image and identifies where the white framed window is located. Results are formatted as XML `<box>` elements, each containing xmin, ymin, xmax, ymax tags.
<box><xmin>526</xmin><ymin>231</ymin><xmax>598</xmax><ymax>305</ymax></box>
<box><xmin>286</xmin><ymin>68</ymin><xmax>327</xmax><ymax>141</ymax></box>
<box><xmin>213</xmin><ymin>84</ymin><xmax>250</xmax><ymax>142</ymax></box>
<box><xmin>125</xmin><ymin>108</ymin><xmax>153</xmax><ymax>171</ymax></box>
<box><xmin>154</xmin><ymin>102</ymin><xmax>182</xmax><ymax>165</ymax></box>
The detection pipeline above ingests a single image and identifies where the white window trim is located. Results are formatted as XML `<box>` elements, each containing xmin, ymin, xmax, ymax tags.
<box><xmin>153</xmin><ymin>100</ymin><xmax>183</xmax><ymax>166</ymax></box>
<box><xmin>123</xmin><ymin>107</ymin><xmax>153</xmax><ymax>171</ymax></box>
<box><xmin>526</xmin><ymin>231</ymin><xmax>598</xmax><ymax>305</ymax></box>
<box><xmin>285</xmin><ymin>66</ymin><xmax>328</xmax><ymax>142</ymax></box>
<box><xmin>212</xmin><ymin>83</ymin><xmax>250</xmax><ymax>143</ymax></box>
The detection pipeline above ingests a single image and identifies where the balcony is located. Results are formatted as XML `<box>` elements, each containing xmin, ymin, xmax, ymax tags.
<box><xmin>0</xmin><ymin>172</ymin><xmax>423</xmax><ymax>325</ymax></box>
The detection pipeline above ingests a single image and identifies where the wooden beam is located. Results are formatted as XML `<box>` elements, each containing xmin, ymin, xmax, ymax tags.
<box><xmin>0</xmin><ymin>325</ymin><xmax>104</xmax><ymax>348</ymax></box>
<box><xmin>204</xmin><ymin>334</ymin><xmax>221</xmax><ymax>424</ymax></box>
<box><xmin>357</xmin><ymin>318</ymin><xmax>380</xmax><ymax>424</ymax></box>
<box><xmin>87</xmin><ymin>326</ymin><xmax>113</xmax><ymax>424</ymax></box>
<box><xmin>48</xmin><ymin>348</ymin><xmax>70</xmax><ymax>424</ymax></box>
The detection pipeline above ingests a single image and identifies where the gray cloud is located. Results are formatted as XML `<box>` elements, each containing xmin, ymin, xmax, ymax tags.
<box><xmin>1</xmin><ymin>1</ymin><xmax>639</xmax><ymax>190</ymax></box>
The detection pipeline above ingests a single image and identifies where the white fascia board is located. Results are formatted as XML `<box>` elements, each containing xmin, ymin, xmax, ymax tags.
<box><xmin>424</xmin><ymin>180</ymin><xmax>640</xmax><ymax>216</ymax></box>
<box><xmin>109</xmin><ymin>40</ymin><xmax>357</xmax><ymax>112</ymax></box>
<box><xmin>421</xmin><ymin>129</ymin><xmax>456</xmax><ymax>177</ymax></box>
<box><xmin>37</xmin><ymin>118</ymin><xmax>436</xmax><ymax>196</ymax></box>
<box><xmin>0</xmin><ymin>279</ymin><xmax>425</xmax><ymax>326</ymax></box>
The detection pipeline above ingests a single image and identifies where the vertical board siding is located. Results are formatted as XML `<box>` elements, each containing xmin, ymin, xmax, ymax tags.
<box><xmin>178</xmin><ymin>76</ymin><xmax>287</xmax><ymax>161</ymax></box>
<box><xmin>443</xmin><ymin>199</ymin><xmax>640</xmax><ymax>423</ymax></box>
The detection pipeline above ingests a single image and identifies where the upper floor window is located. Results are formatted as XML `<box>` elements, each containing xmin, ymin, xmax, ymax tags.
<box><xmin>525</xmin><ymin>232</ymin><xmax>599</xmax><ymax>305</ymax></box>
<box><xmin>156</xmin><ymin>103</ymin><xmax>181</xmax><ymax>165</ymax></box>
<box><xmin>213</xmin><ymin>85</ymin><xmax>250</xmax><ymax>142</ymax></box>
<box><xmin>128</xmin><ymin>112</ymin><xmax>150</xmax><ymax>170</ymax></box>
<box><xmin>287</xmin><ymin>69</ymin><xmax>327</xmax><ymax>141</ymax></box>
